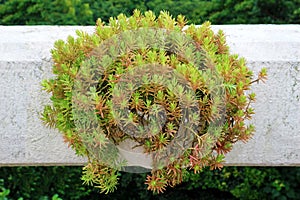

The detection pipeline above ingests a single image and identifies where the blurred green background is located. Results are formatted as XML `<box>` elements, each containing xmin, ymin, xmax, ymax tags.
<box><xmin>1</xmin><ymin>0</ymin><xmax>300</xmax><ymax>199</ymax></box>
<box><xmin>1</xmin><ymin>0</ymin><xmax>300</xmax><ymax>25</ymax></box>
<box><xmin>1</xmin><ymin>166</ymin><xmax>300</xmax><ymax>199</ymax></box>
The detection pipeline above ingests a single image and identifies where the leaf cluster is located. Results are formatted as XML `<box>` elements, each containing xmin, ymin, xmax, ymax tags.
<box><xmin>41</xmin><ymin>10</ymin><xmax>266</xmax><ymax>193</ymax></box>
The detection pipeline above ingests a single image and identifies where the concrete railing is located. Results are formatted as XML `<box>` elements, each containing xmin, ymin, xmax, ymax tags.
<box><xmin>0</xmin><ymin>25</ymin><xmax>299</xmax><ymax>166</ymax></box>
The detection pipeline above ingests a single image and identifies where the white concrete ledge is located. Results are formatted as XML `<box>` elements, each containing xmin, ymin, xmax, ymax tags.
<box><xmin>0</xmin><ymin>25</ymin><xmax>300</xmax><ymax>166</ymax></box>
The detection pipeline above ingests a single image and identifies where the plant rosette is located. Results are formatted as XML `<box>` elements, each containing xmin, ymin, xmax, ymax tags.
<box><xmin>41</xmin><ymin>10</ymin><xmax>267</xmax><ymax>194</ymax></box>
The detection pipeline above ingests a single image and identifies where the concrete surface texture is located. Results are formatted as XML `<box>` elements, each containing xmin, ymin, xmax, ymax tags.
<box><xmin>0</xmin><ymin>25</ymin><xmax>299</xmax><ymax>166</ymax></box>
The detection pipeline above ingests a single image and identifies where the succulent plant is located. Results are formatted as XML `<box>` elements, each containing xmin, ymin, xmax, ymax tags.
<box><xmin>41</xmin><ymin>10</ymin><xmax>267</xmax><ymax>194</ymax></box>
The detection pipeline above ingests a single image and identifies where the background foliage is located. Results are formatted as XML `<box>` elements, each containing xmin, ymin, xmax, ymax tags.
<box><xmin>0</xmin><ymin>0</ymin><xmax>300</xmax><ymax>25</ymax></box>
<box><xmin>0</xmin><ymin>0</ymin><xmax>299</xmax><ymax>199</ymax></box>
<box><xmin>1</xmin><ymin>167</ymin><xmax>300</xmax><ymax>200</ymax></box>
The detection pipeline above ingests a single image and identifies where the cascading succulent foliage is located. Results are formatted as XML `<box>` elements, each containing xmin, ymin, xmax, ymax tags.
<box><xmin>41</xmin><ymin>10</ymin><xmax>267</xmax><ymax>194</ymax></box>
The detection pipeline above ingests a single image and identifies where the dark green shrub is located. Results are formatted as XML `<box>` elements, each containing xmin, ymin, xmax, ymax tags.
<box><xmin>1</xmin><ymin>167</ymin><xmax>299</xmax><ymax>199</ymax></box>
<box><xmin>0</xmin><ymin>0</ymin><xmax>93</xmax><ymax>25</ymax></box>
<box><xmin>1</xmin><ymin>0</ymin><xmax>300</xmax><ymax>25</ymax></box>
<box><xmin>183</xmin><ymin>167</ymin><xmax>300</xmax><ymax>200</ymax></box>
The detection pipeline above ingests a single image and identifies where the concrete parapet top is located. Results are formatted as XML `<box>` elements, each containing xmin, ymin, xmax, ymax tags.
<box><xmin>0</xmin><ymin>25</ymin><xmax>299</xmax><ymax>166</ymax></box>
